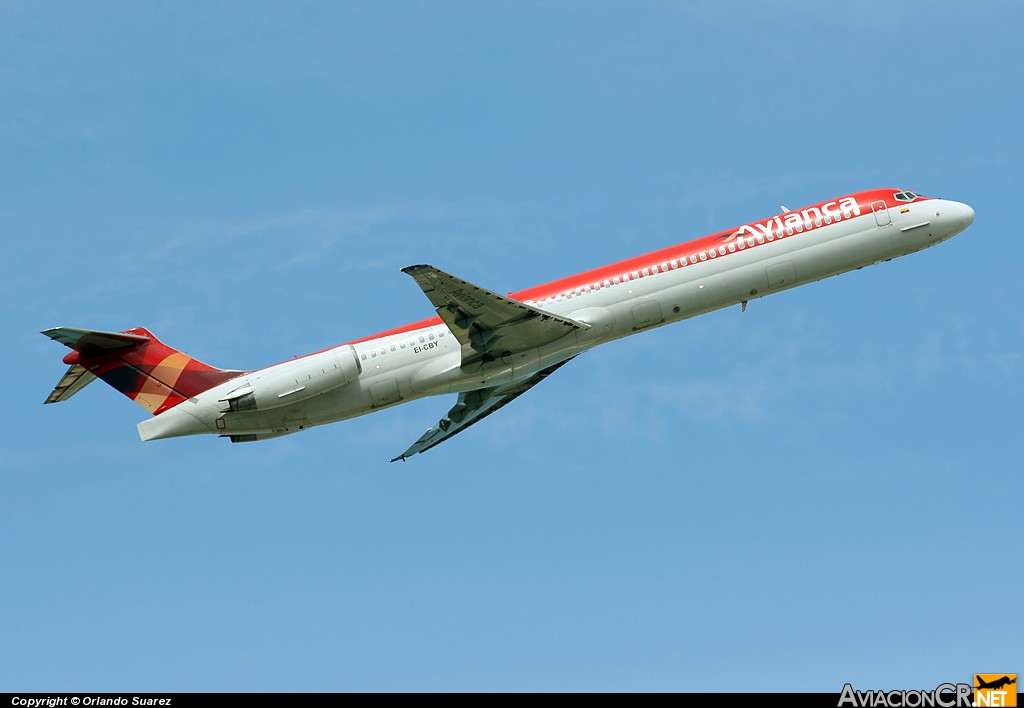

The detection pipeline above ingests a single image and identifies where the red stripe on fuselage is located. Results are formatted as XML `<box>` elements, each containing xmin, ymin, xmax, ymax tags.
<box><xmin>336</xmin><ymin>189</ymin><xmax>928</xmax><ymax>347</ymax></box>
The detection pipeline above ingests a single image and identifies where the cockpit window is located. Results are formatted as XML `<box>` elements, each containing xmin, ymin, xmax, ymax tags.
<box><xmin>894</xmin><ymin>190</ymin><xmax>922</xmax><ymax>202</ymax></box>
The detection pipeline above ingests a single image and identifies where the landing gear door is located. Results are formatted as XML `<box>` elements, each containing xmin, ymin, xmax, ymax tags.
<box><xmin>872</xmin><ymin>200</ymin><xmax>891</xmax><ymax>227</ymax></box>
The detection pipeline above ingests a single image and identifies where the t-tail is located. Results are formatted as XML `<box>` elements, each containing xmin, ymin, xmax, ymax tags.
<box><xmin>42</xmin><ymin>327</ymin><xmax>244</xmax><ymax>414</ymax></box>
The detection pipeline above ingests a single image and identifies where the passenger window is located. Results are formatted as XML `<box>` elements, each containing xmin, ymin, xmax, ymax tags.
<box><xmin>699</xmin><ymin>252</ymin><xmax>707</xmax><ymax>261</ymax></box>
<box><xmin>390</xmin><ymin>345</ymin><xmax>396</xmax><ymax>352</ymax></box>
<box><xmin>756</xmin><ymin>236</ymin><xmax>765</xmax><ymax>244</ymax></box>
<box><xmin>718</xmin><ymin>246</ymin><xmax>726</xmax><ymax>255</ymax></box>
<box><xmin>689</xmin><ymin>255</ymin><xmax>697</xmax><ymax>264</ymax></box>
<box><xmin>428</xmin><ymin>334</ymin><xmax>434</xmax><ymax>340</ymax></box>
<box><xmin>419</xmin><ymin>336</ymin><xmax>425</xmax><ymax>343</ymax></box>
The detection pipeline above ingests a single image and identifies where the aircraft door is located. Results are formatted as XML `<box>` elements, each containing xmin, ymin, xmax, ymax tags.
<box><xmin>631</xmin><ymin>300</ymin><xmax>663</xmax><ymax>330</ymax></box>
<box><xmin>370</xmin><ymin>379</ymin><xmax>402</xmax><ymax>408</ymax></box>
<box><xmin>766</xmin><ymin>261</ymin><xmax>796</xmax><ymax>290</ymax></box>
<box><xmin>872</xmin><ymin>200</ymin><xmax>891</xmax><ymax>227</ymax></box>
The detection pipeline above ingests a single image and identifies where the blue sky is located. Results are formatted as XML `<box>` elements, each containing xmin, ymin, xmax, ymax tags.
<box><xmin>3</xmin><ymin>1</ymin><xmax>1021</xmax><ymax>692</ymax></box>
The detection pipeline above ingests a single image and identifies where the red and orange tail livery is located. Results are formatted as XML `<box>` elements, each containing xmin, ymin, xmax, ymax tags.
<box><xmin>42</xmin><ymin>327</ymin><xmax>244</xmax><ymax>415</ymax></box>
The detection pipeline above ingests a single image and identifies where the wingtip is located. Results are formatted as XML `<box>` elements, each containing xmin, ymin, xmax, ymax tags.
<box><xmin>401</xmin><ymin>264</ymin><xmax>431</xmax><ymax>275</ymax></box>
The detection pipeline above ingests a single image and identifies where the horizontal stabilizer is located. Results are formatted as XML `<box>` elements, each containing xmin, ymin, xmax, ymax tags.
<box><xmin>41</xmin><ymin>327</ymin><xmax>150</xmax><ymax>355</ymax></box>
<box><xmin>44</xmin><ymin>364</ymin><xmax>97</xmax><ymax>404</ymax></box>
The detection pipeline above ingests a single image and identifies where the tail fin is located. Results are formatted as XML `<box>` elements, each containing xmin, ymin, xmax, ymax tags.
<box><xmin>42</xmin><ymin>327</ymin><xmax>244</xmax><ymax>415</ymax></box>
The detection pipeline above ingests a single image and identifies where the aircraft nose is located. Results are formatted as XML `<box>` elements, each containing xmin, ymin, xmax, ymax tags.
<box><xmin>950</xmin><ymin>200</ymin><xmax>974</xmax><ymax>228</ymax></box>
<box><xmin>939</xmin><ymin>200</ymin><xmax>975</xmax><ymax>236</ymax></box>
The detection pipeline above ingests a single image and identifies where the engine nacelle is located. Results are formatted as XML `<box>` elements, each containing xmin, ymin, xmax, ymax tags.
<box><xmin>220</xmin><ymin>345</ymin><xmax>361</xmax><ymax>412</ymax></box>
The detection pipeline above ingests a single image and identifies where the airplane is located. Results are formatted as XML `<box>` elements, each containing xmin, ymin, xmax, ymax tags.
<box><xmin>976</xmin><ymin>676</ymin><xmax>1016</xmax><ymax>691</ymax></box>
<box><xmin>42</xmin><ymin>188</ymin><xmax>975</xmax><ymax>461</ymax></box>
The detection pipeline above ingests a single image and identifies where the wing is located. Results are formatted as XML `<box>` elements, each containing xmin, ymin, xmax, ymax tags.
<box><xmin>391</xmin><ymin>357</ymin><xmax>575</xmax><ymax>461</ymax></box>
<box><xmin>402</xmin><ymin>264</ymin><xmax>588</xmax><ymax>362</ymax></box>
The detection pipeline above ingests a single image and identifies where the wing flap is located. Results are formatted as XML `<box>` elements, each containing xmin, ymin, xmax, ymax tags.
<box><xmin>391</xmin><ymin>357</ymin><xmax>575</xmax><ymax>461</ymax></box>
<box><xmin>44</xmin><ymin>364</ymin><xmax>98</xmax><ymax>404</ymax></box>
<box><xmin>401</xmin><ymin>265</ymin><xmax>587</xmax><ymax>361</ymax></box>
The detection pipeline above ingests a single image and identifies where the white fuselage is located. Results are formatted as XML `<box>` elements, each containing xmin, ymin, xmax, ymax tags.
<box><xmin>138</xmin><ymin>193</ymin><xmax>974</xmax><ymax>442</ymax></box>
